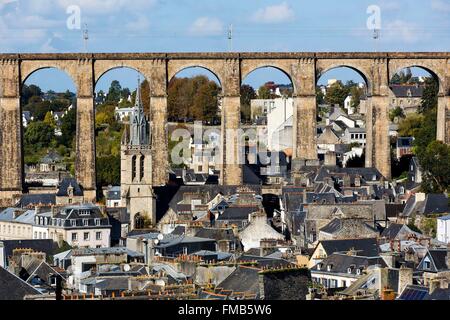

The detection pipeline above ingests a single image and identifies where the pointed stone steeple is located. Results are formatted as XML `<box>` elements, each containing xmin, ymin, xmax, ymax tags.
<box><xmin>129</xmin><ymin>77</ymin><xmax>150</xmax><ymax>146</ymax></box>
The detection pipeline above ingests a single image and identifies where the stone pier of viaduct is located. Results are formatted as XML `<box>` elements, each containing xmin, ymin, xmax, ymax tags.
<box><xmin>0</xmin><ymin>52</ymin><xmax>449</xmax><ymax>204</ymax></box>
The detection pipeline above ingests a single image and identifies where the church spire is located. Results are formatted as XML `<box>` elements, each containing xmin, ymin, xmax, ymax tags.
<box><xmin>128</xmin><ymin>77</ymin><xmax>150</xmax><ymax>146</ymax></box>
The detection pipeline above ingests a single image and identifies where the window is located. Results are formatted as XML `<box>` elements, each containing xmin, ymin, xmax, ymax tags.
<box><xmin>96</xmin><ymin>232</ymin><xmax>102</xmax><ymax>240</ymax></box>
<box><xmin>424</xmin><ymin>259</ymin><xmax>431</xmax><ymax>270</ymax></box>
<box><xmin>72</xmin><ymin>233</ymin><xmax>78</xmax><ymax>241</ymax></box>
<box><xmin>83</xmin><ymin>219</ymin><xmax>89</xmax><ymax>227</ymax></box>
<box><xmin>131</xmin><ymin>155</ymin><xmax>137</xmax><ymax>181</ymax></box>
<box><xmin>68</xmin><ymin>199</ymin><xmax>73</xmax><ymax>204</ymax></box>
<box><xmin>327</xmin><ymin>264</ymin><xmax>333</xmax><ymax>272</ymax></box>
<box><xmin>71</xmin><ymin>220</ymin><xmax>76</xmax><ymax>227</ymax></box>
<box><xmin>95</xmin><ymin>218</ymin><xmax>101</xmax><ymax>226</ymax></box>
<box><xmin>84</xmin><ymin>232</ymin><xmax>90</xmax><ymax>241</ymax></box>
<box><xmin>140</xmin><ymin>155</ymin><xmax>145</xmax><ymax>181</ymax></box>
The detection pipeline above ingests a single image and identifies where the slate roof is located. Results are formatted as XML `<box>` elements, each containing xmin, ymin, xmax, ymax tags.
<box><xmin>21</xmin><ymin>258</ymin><xmax>66</xmax><ymax>284</ymax></box>
<box><xmin>57</xmin><ymin>178</ymin><xmax>83</xmax><ymax>197</ymax></box>
<box><xmin>390</xmin><ymin>85</ymin><xmax>424</xmax><ymax>98</ymax></box>
<box><xmin>428</xmin><ymin>250</ymin><xmax>448</xmax><ymax>271</ymax></box>
<box><xmin>319</xmin><ymin>238</ymin><xmax>379</xmax><ymax>257</ymax></box>
<box><xmin>0</xmin><ymin>266</ymin><xmax>42</xmax><ymax>300</ymax></box>
<box><xmin>0</xmin><ymin>240</ymin><xmax>57</xmax><ymax>267</ymax></box>
<box><xmin>71</xmin><ymin>247</ymin><xmax>144</xmax><ymax>258</ymax></box>
<box><xmin>16</xmin><ymin>194</ymin><xmax>56</xmax><ymax>208</ymax></box>
<box><xmin>40</xmin><ymin>151</ymin><xmax>62</xmax><ymax>164</ymax></box>
<box><xmin>106</xmin><ymin>186</ymin><xmax>121</xmax><ymax>200</ymax></box>
<box><xmin>397</xmin><ymin>284</ymin><xmax>430</xmax><ymax>300</ymax></box>
<box><xmin>154</xmin><ymin>185</ymin><xmax>262</xmax><ymax>224</ymax></box>
<box><xmin>217</xmin><ymin>206</ymin><xmax>259</xmax><ymax>221</ymax></box>
<box><xmin>425</xmin><ymin>288</ymin><xmax>450</xmax><ymax>300</ymax></box>
<box><xmin>195</xmin><ymin>227</ymin><xmax>237</xmax><ymax>241</ymax></box>
<box><xmin>171</xmin><ymin>225</ymin><xmax>186</xmax><ymax>236</ymax></box>
<box><xmin>306</xmin><ymin>192</ymin><xmax>336</xmax><ymax>204</ymax></box>
<box><xmin>216</xmin><ymin>266</ymin><xmax>261</xmax><ymax>298</ymax></box>
<box><xmin>381</xmin><ymin>223</ymin><xmax>417</xmax><ymax>240</ymax></box>
<box><xmin>237</xmin><ymin>255</ymin><xmax>294</xmax><ymax>268</ymax></box>
<box><xmin>155</xmin><ymin>234</ymin><xmax>216</xmax><ymax>249</ymax></box>
<box><xmin>422</xmin><ymin>194</ymin><xmax>448</xmax><ymax>215</ymax></box>
<box><xmin>313</xmin><ymin>253</ymin><xmax>387</xmax><ymax>275</ymax></box>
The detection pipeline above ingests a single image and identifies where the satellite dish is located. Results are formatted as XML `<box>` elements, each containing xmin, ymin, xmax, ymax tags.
<box><xmin>157</xmin><ymin>233</ymin><xmax>164</xmax><ymax>241</ymax></box>
<box><xmin>123</xmin><ymin>264</ymin><xmax>131</xmax><ymax>272</ymax></box>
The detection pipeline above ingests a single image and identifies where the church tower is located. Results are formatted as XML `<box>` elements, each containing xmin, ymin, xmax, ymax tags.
<box><xmin>121</xmin><ymin>79</ymin><xmax>155</xmax><ymax>230</ymax></box>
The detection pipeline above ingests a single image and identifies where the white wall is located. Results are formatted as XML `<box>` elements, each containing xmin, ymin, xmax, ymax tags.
<box><xmin>267</xmin><ymin>98</ymin><xmax>293</xmax><ymax>150</ymax></box>
<box><xmin>437</xmin><ymin>218</ymin><xmax>450</xmax><ymax>243</ymax></box>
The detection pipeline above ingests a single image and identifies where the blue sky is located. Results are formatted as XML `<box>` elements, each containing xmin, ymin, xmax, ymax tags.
<box><xmin>2</xmin><ymin>0</ymin><xmax>448</xmax><ymax>92</ymax></box>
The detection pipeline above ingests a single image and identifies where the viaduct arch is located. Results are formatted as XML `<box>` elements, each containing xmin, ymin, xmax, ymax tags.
<box><xmin>1</xmin><ymin>52</ymin><xmax>449</xmax><ymax>204</ymax></box>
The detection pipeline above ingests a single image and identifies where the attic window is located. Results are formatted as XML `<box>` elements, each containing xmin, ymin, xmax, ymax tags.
<box><xmin>317</xmin><ymin>263</ymin><xmax>323</xmax><ymax>271</ymax></box>
<box><xmin>348</xmin><ymin>266</ymin><xmax>355</xmax><ymax>274</ymax></box>
<box><xmin>356</xmin><ymin>267</ymin><xmax>364</xmax><ymax>275</ymax></box>
<box><xmin>327</xmin><ymin>264</ymin><xmax>333</xmax><ymax>272</ymax></box>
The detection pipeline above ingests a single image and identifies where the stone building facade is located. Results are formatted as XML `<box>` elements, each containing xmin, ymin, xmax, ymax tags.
<box><xmin>120</xmin><ymin>81</ymin><xmax>156</xmax><ymax>230</ymax></box>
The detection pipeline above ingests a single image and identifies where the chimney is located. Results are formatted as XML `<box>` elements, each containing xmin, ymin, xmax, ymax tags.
<box><xmin>324</xmin><ymin>152</ymin><xmax>336</xmax><ymax>166</ymax></box>
<box><xmin>415</xmin><ymin>193</ymin><xmax>426</xmax><ymax>202</ymax></box>
<box><xmin>446</xmin><ymin>244</ymin><xmax>450</xmax><ymax>270</ymax></box>
<box><xmin>398</xmin><ymin>265</ymin><xmax>413</xmax><ymax>295</ymax></box>
<box><xmin>429</xmin><ymin>279</ymin><xmax>440</xmax><ymax>295</ymax></box>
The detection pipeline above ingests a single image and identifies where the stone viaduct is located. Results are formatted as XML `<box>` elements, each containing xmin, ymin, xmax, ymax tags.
<box><xmin>0</xmin><ymin>52</ymin><xmax>449</xmax><ymax>204</ymax></box>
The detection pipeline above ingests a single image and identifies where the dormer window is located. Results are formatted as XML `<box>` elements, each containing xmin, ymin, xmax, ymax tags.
<box><xmin>317</xmin><ymin>263</ymin><xmax>323</xmax><ymax>271</ymax></box>
<box><xmin>327</xmin><ymin>264</ymin><xmax>333</xmax><ymax>272</ymax></box>
<box><xmin>83</xmin><ymin>219</ymin><xmax>89</xmax><ymax>226</ymax></box>
<box><xmin>348</xmin><ymin>265</ymin><xmax>355</xmax><ymax>274</ymax></box>
<box><xmin>95</xmin><ymin>218</ymin><xmax>101</xmax><ymax>226</ymax></box>
<box><xmin>71</xmin><ymin>220</ymin><xmax>76</xmax><ymax>227</ymax></box>
<box><xmin>356</xmin><ymin>268</ymin><xmax>364</xmax><ymax>275</ymax></box>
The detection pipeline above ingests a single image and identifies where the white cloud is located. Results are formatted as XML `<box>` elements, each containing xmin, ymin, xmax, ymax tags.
<box><xmin>384</xmin><ymin>20</ymin><xmax>430</xmax><ymax>44</ymax></box>
<box><xmin>251</xmin><ymin>2</ymin><xmax>295</xmax><ymax>24</ymax></box>
<box><xmin>188</xmin><ymin>17</ymin><xmax>224</xmax><ymax>36</ymax></box>
<box><xmin>125</xmin><ymin>14</ymin><xmax>150</xmax><ymax>32</ymax></box>
<box><xmin>431</xmin><ymin>0</ymin><xmax>450</xmax><ymax>12</ymax></box>
<box><xmin>56</xmin><ymin>0</ymin><xmax>157</xmax><ymax>15</ymax></box>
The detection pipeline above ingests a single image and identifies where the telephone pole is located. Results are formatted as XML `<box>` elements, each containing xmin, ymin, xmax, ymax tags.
<box><xmin>228</xmin><ymin>24</ymin><xmax>233</xmax><ymax>52</ymax></box>
<box><xmin>83</xmin><ymin>23</ymin><xmax>89</xmax><ymax>53</ymax></box>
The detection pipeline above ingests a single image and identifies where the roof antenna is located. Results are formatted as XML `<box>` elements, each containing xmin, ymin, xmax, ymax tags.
<box><xmin>83</xmin><ymin>23</ymin><xmax>89</xmax><ymax>53</ymax></box>
<box><xmin>228</xmin><ymin>24</ymin><xmax>233</xmax><ymax>52</ymax></box>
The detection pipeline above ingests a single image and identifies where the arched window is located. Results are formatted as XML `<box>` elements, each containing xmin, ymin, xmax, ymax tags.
<box><xmin>140</xmin><ymin>155</ymin><xmax>145</xmax><ymax>181</ymax></box>
<box><xmin>131</xmin><ymin>155</ymin><xmax>137</xmax><ymax>181</ymax></box>
<box><xmin>134</xmin><ymin>213</ymin><xmax>145</xmax><ymax>230</ymax></box>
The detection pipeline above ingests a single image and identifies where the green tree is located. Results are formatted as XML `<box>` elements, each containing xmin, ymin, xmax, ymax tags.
<box><xmin>398</xmin><ymin>113</ymin><xmax>424</xmax><ymax>137</ymax></box>
<box><xmin>316</xmin><ymin>87</ymin><xmax>325</xmax><ymax>105</ymax></box>
<box><xmin>106</xmin><ymin>80</ymin><xmax>122</xmax><ymax>103</ymax></box>
<box><xmin>24</xmin><ymin>121</ymin><xmax>54</xmax><ymax>148</ymax></box>
<box><xmin>96</xmin><ymin>155</ymin><xmax>121</xmax><ymax>187</ymax></box>
<box><xmin>325</xmin><ymin>81</ymin><xmax>349</xmax><ymax>107</ymax></box>
<box><xmin>43</xmin><ymin>111</ymin><xmax>57</xmax><ymax>128</ymax></box>
<box><xmin>418</xmin><ymin>141</ymin><xmax>450</xmax><ymax>193</ymax></box>
<box><xmin>258</xmin><ymin>85</ymin><xmax>272</xmax><ymax>99</ymax></box>
<box><xmin>59</xmin><ymin>107</ymin><xmax>77</xmax><ymax>147</ymax></box>
<box><xmin>419</xmin><ymin>77</ymin><xmax>439</xmax><ymax>114</ymax></box>
<box><xmin>240</xmin><ymin>85</ymin><xmax>256</xmax><ymax>123</ymax></box>
<box><xmin>389</xmin><ymin>106</ymin><xmax>406</xmax><ymax>123</ymax></box>
<box><xmin>349</xmin><ymin>86</ymin><xmax>363</xmax><ymax>111</ymax></box>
